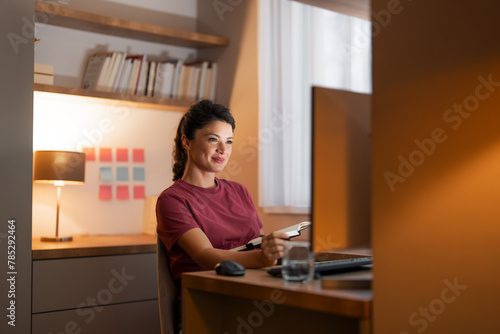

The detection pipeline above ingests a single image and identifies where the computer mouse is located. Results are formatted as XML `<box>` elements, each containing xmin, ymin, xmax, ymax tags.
<box><xmin>214</xmin><ymin>260</ymin><xmax>246</xmax><ymax>276</ymax></box>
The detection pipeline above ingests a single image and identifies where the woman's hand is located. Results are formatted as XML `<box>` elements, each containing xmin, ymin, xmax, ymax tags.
<box><xmin>259</xmin><ymin>232</ymin><xmax>289</xmax><ymax>266</ymax></box>
<box><xmin>176</xmin><ymin>228</ymin><xmax>292</xmax><ymax>269</ymax></box>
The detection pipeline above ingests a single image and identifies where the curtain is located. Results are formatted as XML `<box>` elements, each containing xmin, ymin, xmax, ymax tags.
<box><xmin>258</xmin><ymin>0</ymin><xmax>372</xmax><ymax>211</ymax></box>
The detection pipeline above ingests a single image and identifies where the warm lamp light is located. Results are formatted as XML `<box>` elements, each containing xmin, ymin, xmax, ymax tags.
<box><xmin>33</xmin><ymin>150</ymin><xmax>86</xmax><ymax>242</ymax></box>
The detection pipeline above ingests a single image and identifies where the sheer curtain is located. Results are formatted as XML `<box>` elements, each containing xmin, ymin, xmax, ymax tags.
<box><xmin>258</xmin><ymin>0</ymin><xmax>372</xmax><ymax>212</ymax></box>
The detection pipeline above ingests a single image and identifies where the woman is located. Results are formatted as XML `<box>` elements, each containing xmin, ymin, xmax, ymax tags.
<box><xmin>156</xmin><ymin>100</ymin><xmax>287</xmax><ymax>331</ymax></box>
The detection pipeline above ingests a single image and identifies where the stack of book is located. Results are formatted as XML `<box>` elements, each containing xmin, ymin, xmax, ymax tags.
<box><xmin>81</xmin><ymin>52</ymin><xmax>217</xmax><ymax>101</ymax></box>
<box><xmin>34</xmin><ymin>63</ymin><xmax>54</xmax><ymax>85</ymax></box>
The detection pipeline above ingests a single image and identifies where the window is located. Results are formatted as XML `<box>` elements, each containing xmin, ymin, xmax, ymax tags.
<box><xmin>258</xmin><ymin>0</ymin><xmax>372</xmax><ymax>212</ymax></box>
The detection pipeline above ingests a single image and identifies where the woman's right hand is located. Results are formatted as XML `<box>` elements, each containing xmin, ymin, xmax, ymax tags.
<box><xmin>259</xmin><ymin>232</ymin><xmax>289</xmax><ymax>266</ymax></box>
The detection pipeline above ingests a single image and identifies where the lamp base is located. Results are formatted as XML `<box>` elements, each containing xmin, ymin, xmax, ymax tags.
<box><xmin>40</xmin><ymin>236</ymin><xmax>73</xmax><ymax>242</ymax></box>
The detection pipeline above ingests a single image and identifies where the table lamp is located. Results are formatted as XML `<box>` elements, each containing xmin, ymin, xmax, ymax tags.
<box><xmin>33</xmin><ymin>150</ymin><xmax>86</xmax><ymax>242</ymax></box>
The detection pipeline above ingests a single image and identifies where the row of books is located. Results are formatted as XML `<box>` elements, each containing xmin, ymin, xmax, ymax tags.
<box><xmin>81</xmin><ymin>52</ymin><xmax>217</xmax><ymax>101</ymax></box>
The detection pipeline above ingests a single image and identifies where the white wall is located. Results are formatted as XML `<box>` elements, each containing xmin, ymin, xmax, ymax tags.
<box><xmin>32</xmin><ymin>0</ymin><xmax>199</xmax><ymax>237</ymax></box>
<box><xmin>32</xmin><ymin>93</ymin><xmax>183</xmax><ymax>237</ymax></box>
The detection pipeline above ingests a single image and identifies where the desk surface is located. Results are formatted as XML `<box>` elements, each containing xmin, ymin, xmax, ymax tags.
<box><xmin>32</xmin><ymin>233</ymin><xmax>156</xmax><ymax>259</ymax></box>
<box><xmin>183</xmin><ymin>267</ymin><xmax>372</xmax><ymax>319</ymax></box>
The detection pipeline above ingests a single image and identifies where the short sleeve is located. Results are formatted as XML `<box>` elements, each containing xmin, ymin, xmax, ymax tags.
<box><xmin>156</xmin><ymin>193</ymin><xmax>199</xmax><ymax>251</ymax></box>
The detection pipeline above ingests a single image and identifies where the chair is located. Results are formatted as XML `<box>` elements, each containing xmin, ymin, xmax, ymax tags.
<box><xmin>157</xmin><ymin>235</ymin><xmax>177</xmax><ymax>334</ymax></box>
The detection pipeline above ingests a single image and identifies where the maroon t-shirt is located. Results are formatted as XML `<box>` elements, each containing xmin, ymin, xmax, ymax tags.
<box><xmin>156</xmin><ymin>178</ymin><xmax>263</xmax><ymax>282</ymax></box>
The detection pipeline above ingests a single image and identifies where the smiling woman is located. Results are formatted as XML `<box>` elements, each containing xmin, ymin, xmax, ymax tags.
<box><xmin>178</xmin><ymin>106</ymin><xmax>234</xmax><ymax>187</ymax></box>
<box><xmin>156</xmin><ymin>100</ymin><xmax>289</xmax><ymax>333</ymax></box>
<box><xmin>171</xmin><ymin>100</ymin><xmax>235</xmax><ymax>185</ymax></box>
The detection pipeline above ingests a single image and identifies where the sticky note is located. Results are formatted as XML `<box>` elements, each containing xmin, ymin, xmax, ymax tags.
<box><xmin>133</xmin><ymin>167</ymin><xmax>145</xmax><ymax>181</ymax></box>
<box><xmin>99</xmin><ymin>167</ymin><xmax>114</xmax><ymax>181</ymax></box>
<box><xmin>133</xmin><ymin>185</ymin><xmax>145</xmax><ymax>199</ymax></box>
<box><xmin>99</xmin><ymin>185</ymin><xmax>112</xmax><ymax>200</ymax></box>
<box><xmin>132</xmin><ymin>148</ymin><xmax>145</xmax><ymax>162</ymax></box>
<box><xmin>116</xmin><ymin>185</ymin><xmax>130</xmax><ymax>200</ymax></box>
<box><xmin>99</xmin><ymin>147</ymin><xmax>112</xmax><ymax>162</ymax></box>
<box><xmin>82</xmin><ymin>147</ymin><xmax>95</xmax><ymax>161</ymax></box>
<box><xmin>116</xmin><ymin>148</ymin><xmax>128</xmax><ymax>162</ymax></box>
<box><xmin>116</xmin><ymin>167</ymin><xmax>129</xmax><ymax>181</ymax></box>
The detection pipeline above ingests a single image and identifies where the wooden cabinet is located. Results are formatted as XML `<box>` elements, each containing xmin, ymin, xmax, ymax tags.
<box><xmin>34</xmin><ymin>1</ymin><xmax>228</xmax><ymax>111</ymax></box>
<box><xmin>31</xmin><ymin>234</ymin><xmax>160</xmax><ymax>334</ymax></box>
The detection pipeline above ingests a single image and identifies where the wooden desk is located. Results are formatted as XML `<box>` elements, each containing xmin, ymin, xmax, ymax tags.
<box><xmin>32</xmin><ymin>233</ymin><xmax>156</xmax><ymax>259</ymax></box>
<box><xmin>182</xmin><ymin>263</ymin><xmax>372</xmax><ymax>334</ymax></box>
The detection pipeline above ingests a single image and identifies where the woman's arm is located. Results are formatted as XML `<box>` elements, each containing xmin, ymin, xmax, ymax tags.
<box><xmin>176</xmin><ymin>228</ymin><xmax>288</xmax><ymax>270</ymax></box>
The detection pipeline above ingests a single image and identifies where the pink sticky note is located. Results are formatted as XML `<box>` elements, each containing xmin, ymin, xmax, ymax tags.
<box><xmin>116</xmin><ymin>185</ymin><xmax>130</xmax><ymax>200</ymax></box>
<box><xmin>99</xmin><ymin>148</ymin><xmax>112</xmax><ymax>162</ymax></box>
<box><xmin>82</xmin><ymin>147</ymin><xmax>95</xmax><ymax>161</ymax></box>
<box><xmin>132</xmin><ymin>148</ymin><xmax>145</xmax><ymax>163</ymax></box>
<box><xmin>116</xmin><ymin>148</ymin><xmax>128</xmax><ymax>162</ymax></box>
<box><xmin>99</xmin><ymin>185</ymin><xmax>112</xmax><ymax>200</ymax></box>
<box><xmin>133</xmin><ymin>185</ymin><xmax>145</xmax><ymax>199</ymax></box>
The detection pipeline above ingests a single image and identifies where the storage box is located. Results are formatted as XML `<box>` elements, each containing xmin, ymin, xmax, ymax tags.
<box><xmin>34</xmin><ymin>63</ymin><xmax>54</xmax><ymax>85</ymax></box>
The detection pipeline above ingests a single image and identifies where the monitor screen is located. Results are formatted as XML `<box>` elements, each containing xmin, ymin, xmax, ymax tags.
<box><xmin>311</xmin><ymin>86</ymin><xmax>371</xmax><ymax>253</ymax></box>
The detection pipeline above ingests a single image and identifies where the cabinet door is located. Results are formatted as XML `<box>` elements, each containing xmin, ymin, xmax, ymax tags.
<box><xmin>32</xmin><ymin>299</ymin><xmax>160</xmax><ymax>334</ymax></box>
<box><xmin>32</xmin><ymin>253</ymin><xmax>157</xmax><ymax>313</ymax></box>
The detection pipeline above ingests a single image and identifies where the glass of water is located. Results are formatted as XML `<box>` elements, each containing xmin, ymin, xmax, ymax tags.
<box><xmin>281</xmin><ymin>241</ymin><xmax>314</xmax><ymax>283</ymax></box>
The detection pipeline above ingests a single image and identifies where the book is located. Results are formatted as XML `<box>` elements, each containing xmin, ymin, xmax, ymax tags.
<box><xmin>95</xmin><ymin>52</ymin><xmax>114</xmax><ymax>91</ymax></box>
<box><xmin>196</xmin><ymin>61</ymin><xmax>210</xmax><ymax>100</ymax></box>
<box><xmin>171</xmin><ymin>59</ymin><xmax>184</xmax><ymax>99</ymax></box>
<box><xmin>116</xmin><ymin>58</ymin><xmax>133</xmax><ymax>94</ymax></box>
<box><xmin>81</xmin><ymin>53</ymin><xmax>112</xmax><ymax>90</ymax></box>
<box><xmin>176</xmin><ymin>64</ymin><xmax>190</xmax><ymax>100</ymax></box>
<box><xmin>125</xmin><ymin>55</ymin><xmax>145</xmax><ymax>95</ymax></box>
<box><xmin>126</xmin><ymin>58</ymin><xmax>140</xmax><ymax>95</ymax></box>
<box><xmin>187</xmin><ymin>65</ymin><xmax>201</xmax><ymax>101</ymax></box>
<box><xmin>97</xmin><ymin>52</ymin><xmax>117</xmax><ymax>91</ymax></box>
<box><xmin>136</xmin><ymin>57</ymin><xmax>148</xmax><ymax>95</ymax></box>
<box><xmin>184</xmin><ymin>61</ymin><xmax>209</xmax><ymax>101</ymax></box>
<box><xmin>198</xmin><ymin>62</ymin><xmax>218</xmax><ymax>100</ymax></box>
<box><xmin>112</xmin><ymin>52</ymin><xmax>127</xmax><ymax>93</ymax></box>
<box><xmin>152</xmin><ymin>61</ymin><xmax>164</xmax><ymax>97</ymax></box>
<box><xmin>134</xmin><ymin>55</ymin><xmax>147</xmax><ymax>95</ymax></box>
<box><xmin>230</xmin><ymin>221</ymin><xmax>311</xmax><ymax>252</ymax></box>
<box><xmin>104</xmin><ymin>52</ymin><xmax>124</xmax><ymax>92</ymax></box>
<box><xmin>200</xmin><ymin>67</ymin><xmax>213</xmax><ymax>100</ymax></box>
<box><xmin>155</xmin><ymin>60</ymin><xmax>176</xmax><ymax>98</ymax></box>
<box><xmin>145</xmin><ymin>61</ymin><xmax>157</xmax><ymax>97</ymax></box>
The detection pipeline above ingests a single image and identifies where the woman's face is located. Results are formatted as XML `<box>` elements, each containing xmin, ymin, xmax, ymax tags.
<box><xmin>183</xmin><ymin>120</ymin><xmax>233</xmax><ymax>175</ymax></box>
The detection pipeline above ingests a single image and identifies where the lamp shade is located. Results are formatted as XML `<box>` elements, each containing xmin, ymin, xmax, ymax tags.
<box><xmin>33</xmin><ymin>150</ymin><xmax>86</xmax><ymax>184</ymax></box>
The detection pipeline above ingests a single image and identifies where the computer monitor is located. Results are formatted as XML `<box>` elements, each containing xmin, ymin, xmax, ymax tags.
<box><xmin>311</xmin><ymin>86</ymin><xmax>371</xmax><ymax>253</ymax></box>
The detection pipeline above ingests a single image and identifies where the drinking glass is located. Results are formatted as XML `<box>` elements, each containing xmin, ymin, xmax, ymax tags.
<box><xmin>281</xmin><ymin>241</ymin><xmax>314</xmax><ymax>283</ymax></box>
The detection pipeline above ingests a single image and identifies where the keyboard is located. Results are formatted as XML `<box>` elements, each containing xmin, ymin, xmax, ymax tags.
<box><xmin>266</xmin><ymin>256</ymin><xmax>373</xmax><ymax>278</ymax></box>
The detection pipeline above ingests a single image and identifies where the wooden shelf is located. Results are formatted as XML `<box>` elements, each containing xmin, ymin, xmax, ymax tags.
<box><xmin>35</xmin><ymin>1</ymin><xmax>229</xmax><ymax>48</ymax></box>
<box><xmin>35</xmin><ymin>83</ymin><xmax>193</xmax><ymax>111</ymax></box>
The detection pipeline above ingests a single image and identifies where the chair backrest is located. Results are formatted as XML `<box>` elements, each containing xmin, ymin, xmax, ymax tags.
<box><xmin>157</xmin><ymin>235</ymin><xmax>177</xmax><ymax>334</ymax></box>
